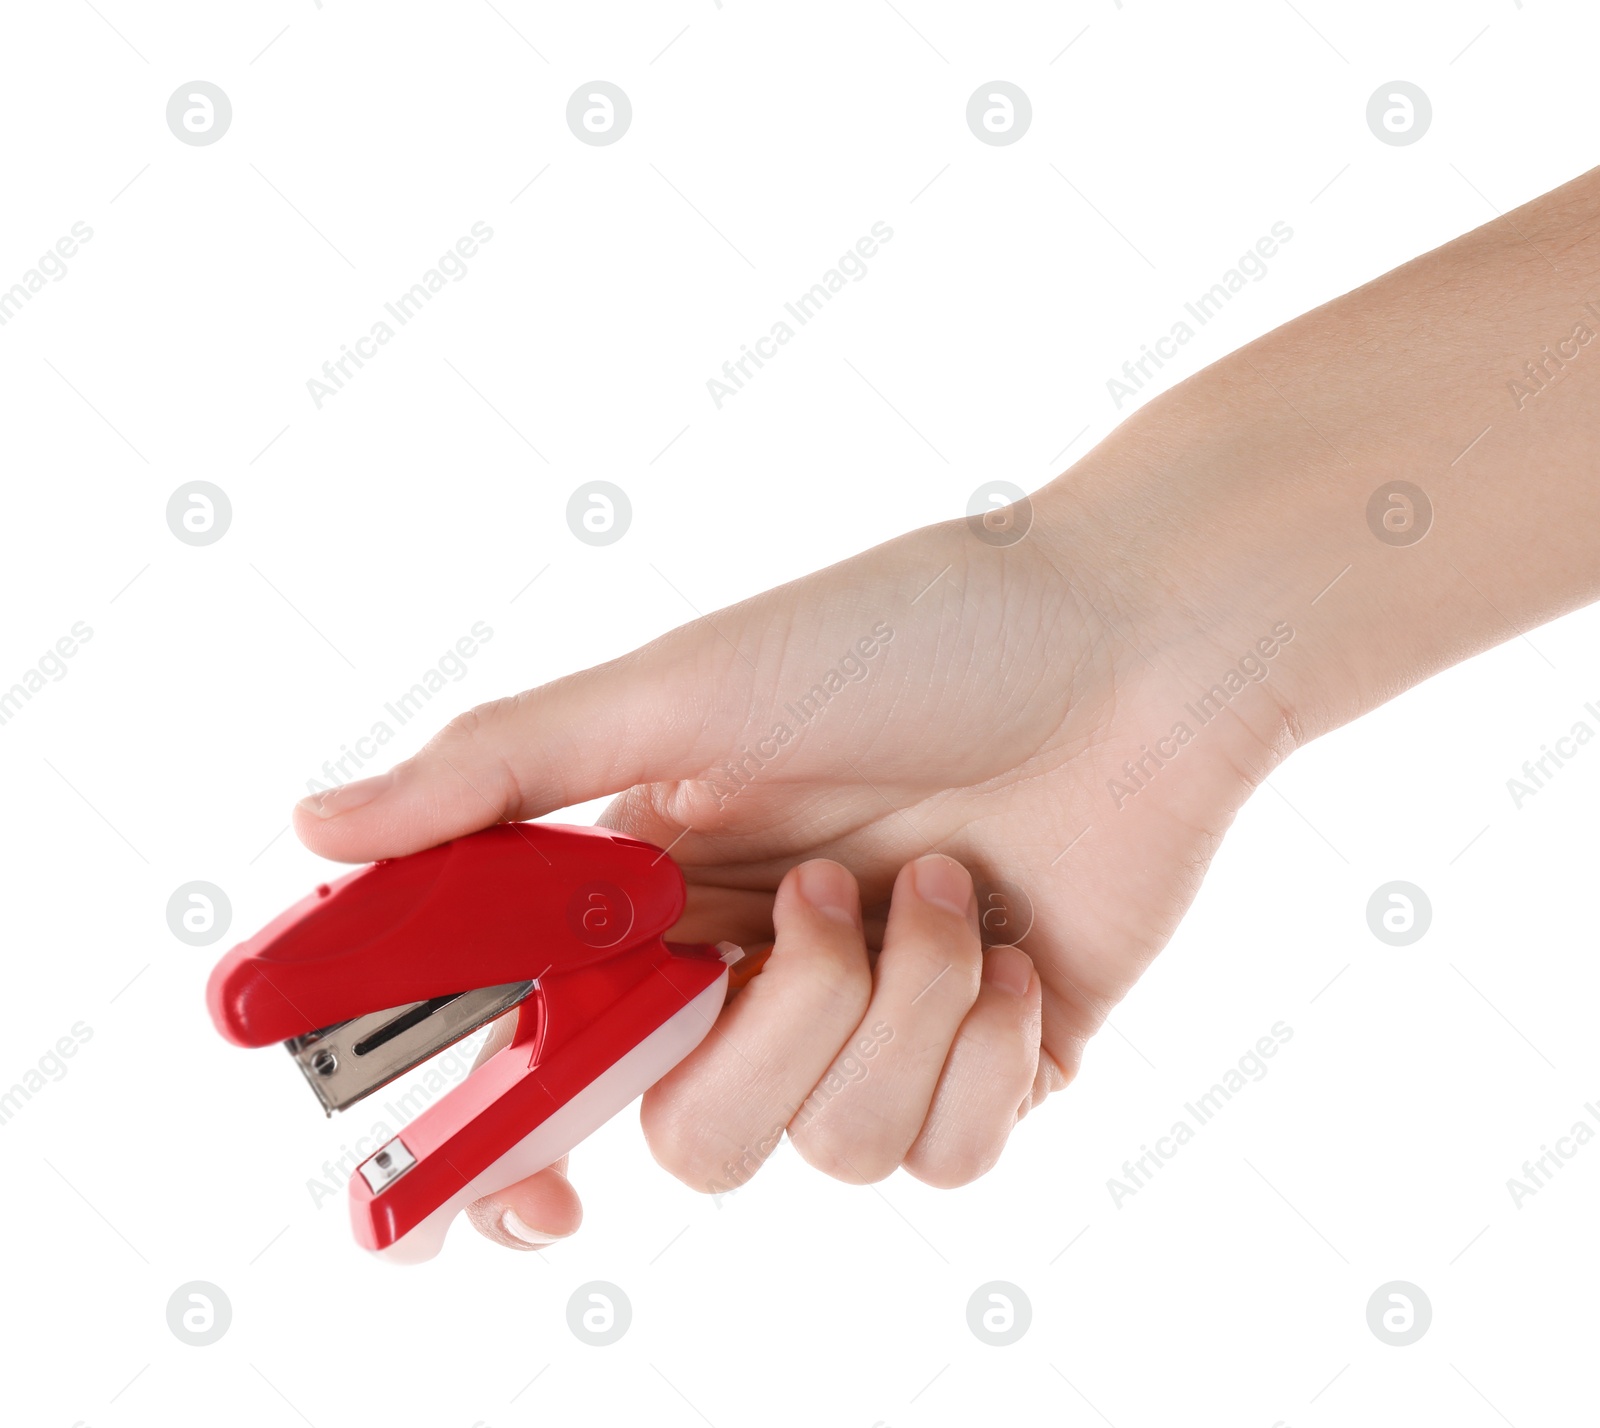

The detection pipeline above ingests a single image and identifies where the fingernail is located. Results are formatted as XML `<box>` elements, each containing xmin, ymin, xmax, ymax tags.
<box><xmin>983</xmin><ymin>944</ymin><xmax>1034</xmax><ymax>998</ymax></box>
<box><xmin>296</xmin><ymin>772</ymin><xmax>390</xmax><ymax>820</ymax></box>
<box><xmin>912</xmin><ymin>855</ymin><xmax>973</xmax><ymax>920</ymax></box>
<box><xmin>796</xmin><ymin>860</ymin><xmax>860</xmax><ymax>927</ymax></box>
<box><xmin>500</xmin><ymin>1208</ymin><xmax>563</xmax><ymax>1248</ymax></box>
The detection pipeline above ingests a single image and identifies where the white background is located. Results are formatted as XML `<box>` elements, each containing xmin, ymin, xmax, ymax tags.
<box><xmin>2</xmin><ymin>1</ymin><xmax>1597</xmax><ymax>1424</ymax></box>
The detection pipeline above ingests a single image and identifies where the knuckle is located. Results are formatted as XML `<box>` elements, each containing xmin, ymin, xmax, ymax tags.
<box><xmin>1037</xmin><ymin>1046</ymin><xmax>1076</xmax><ymax>1096</ymax></box>
<box><xmin>975</xmin><ymin>1025</ymin><xmax>1041</xmax><ymax>1106</ymax></box>
<box><xmin>987</xmin><ymin>997</ymin><xmax>1042</xmax><ymax>1061</ymax></box>
<box><xmin>778</xmin><ymin>935</ymin><xmax>872</xmax><ymax>1026</ymax></box>
<box><xmin>657</xmin><ymin>777</ymin><xmax>738</xmax><ymax>830</ymax></box>
<box><xmin>429</xmin><ymin>700</ymin><xmax>525</xmax><ymax>813</ymax></box>
<box><xmin>903</xmin><ymin>942</ymin><xmax>983</xmax><ymax>1011</ymax></box>
<box><xmin>436</xmin><ymin>701</ymin><xmax>492</xmax><ymax>746</ymax></box>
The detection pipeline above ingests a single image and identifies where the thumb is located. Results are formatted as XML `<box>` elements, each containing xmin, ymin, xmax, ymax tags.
<box><xmin>292</xmin><ymin>627</ymin><xmax>741</xmax><ymax>862</ymax></box>
<box><xmin>465</xmin><ymin>1158</ymin><xmax>582</xmax><ymax>1252</ymax></box>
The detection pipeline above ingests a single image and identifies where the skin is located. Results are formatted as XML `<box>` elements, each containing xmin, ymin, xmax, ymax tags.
<box><xmin>295</xmin><ymin>164</ymin><xmax>1600</xmax><ymax>1249</ymax></box>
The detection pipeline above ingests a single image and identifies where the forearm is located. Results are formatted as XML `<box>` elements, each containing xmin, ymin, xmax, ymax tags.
<box><xmin>1049</xmin><ymin>163</ymin><xmax>1600</xmax><ymax>747</ymax></box>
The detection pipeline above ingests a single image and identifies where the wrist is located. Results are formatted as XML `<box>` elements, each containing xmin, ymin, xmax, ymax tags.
<box><xmin>1034</xmin><ymin>379</ymin><xmax>1330</xmax><ymax>768</ymax></box>
<box><xmin>1041</xmin><ymin>163</ymin><xmax>1600</xmax><ymax>758</ymax></box>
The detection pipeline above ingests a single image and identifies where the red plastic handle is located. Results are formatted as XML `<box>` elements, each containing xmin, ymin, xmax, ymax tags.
<box><xmin>206</xmin><ymin>822</ymin><xmax>686</xmax><ymax>1046</ymax></box>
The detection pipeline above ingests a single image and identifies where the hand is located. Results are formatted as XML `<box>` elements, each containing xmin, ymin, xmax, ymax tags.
<box><xmin>292</xmin><ymin>500</ymin><xmax>1295</xmax><ymax>1247</ymax></box>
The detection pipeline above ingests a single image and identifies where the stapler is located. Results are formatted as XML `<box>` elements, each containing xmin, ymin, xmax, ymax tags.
<box><xmin>206</xmin><ymin>821</ymin><xmax>767</xmax><ymax>1264</ymax></box>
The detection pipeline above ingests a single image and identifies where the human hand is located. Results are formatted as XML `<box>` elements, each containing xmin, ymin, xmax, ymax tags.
<box><xmin>292</xmin><ymin>494</ymin><xmax>1295</xmax><ymax>1247</ymax></box>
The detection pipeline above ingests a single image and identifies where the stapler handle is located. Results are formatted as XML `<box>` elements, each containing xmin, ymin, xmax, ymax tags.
<box><xmin>208</xmin><ymin>822</ymin><xmax>688</xmax><ymax>1047</ymax></box>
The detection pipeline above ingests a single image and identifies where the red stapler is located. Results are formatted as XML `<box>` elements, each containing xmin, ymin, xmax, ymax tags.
<box><xmin>206</xmin><ymin>822</ymin><xmax>765</xmax><ymax>1264</ymax></box>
